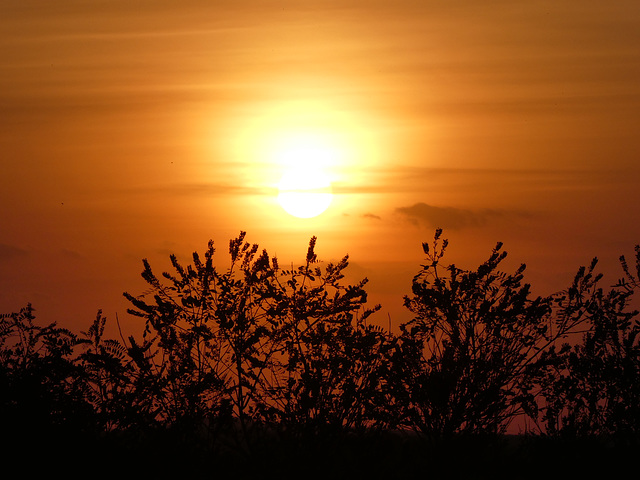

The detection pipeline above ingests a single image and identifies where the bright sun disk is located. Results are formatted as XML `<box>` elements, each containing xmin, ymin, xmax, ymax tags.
<box><xmin>277</xmin><ymin>166</ymin><xmax>333</xmax><ymax>218</ymax></box>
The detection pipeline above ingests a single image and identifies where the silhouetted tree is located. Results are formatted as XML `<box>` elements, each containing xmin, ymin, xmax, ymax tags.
<box><xmin>0</xmin><ymin>304</ymin><xmax>97</xmax><ymax>438</ymax></box>
<box><xmin>122</xmin><ymin>232</ymin><xmax>387</xmax><ymax>451</ymax></box>
<box><xmin>535</xmin><ymin>247</ymin><xmax>640</xmax><ymax>441</ymax></box>
<box><xmin>389</xmin><ymin>229</ymin><xmax>591</xmax><ymax>440</ymax></box>
<box><xmin>4</xmin><ymin>230</ymin><xmax>640</xmax><ymax>474</ymax></box>
<box><xmin>256</xmin><ymin>236</ymin><xmax>386</xmax><ymax>440</ymax></box>
<box><xmin>75</xmin><ymin>310</ymin><xmax>163</xmax><ymax>433</ymax></box>
<box><xmin>122</xmin><ymin>232</ymin><xmax>284</xmax><ymax>451</ymax></box>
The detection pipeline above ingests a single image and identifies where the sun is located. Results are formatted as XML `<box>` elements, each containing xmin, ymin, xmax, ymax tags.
<box><xmin>229</xmin><ymin>99</ymin><xmax>381</xmax><ymax>219</ymax></box>
<box><xmin>273</xmin><ymin>134</ymin><xmax>337</xmax><ymax>218</ymax></box>
<box><xmin>277</xmin><ymin>165</ymin><xmax>333</xmax><ymax>218</ymax></box>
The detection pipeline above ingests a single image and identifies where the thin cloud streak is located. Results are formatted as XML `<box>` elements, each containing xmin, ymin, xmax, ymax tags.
<box><xmin>333</xmin><ymin>166</ymin><xmax>640</xmax><ymax>196</ymax></box>
<box><xmin>0</xmin><ymin>243</ymin><xmax>28</xmax><ymax>261</ymax></box>
<box><xmin>123</xmin><ymin>183</ymin><xmax>276</xmax><ymax>197</ymax></box>
<box><xmin>395</xmin><ymin>202</ymin><xmax>528</xmax><ymax>230</ymax></box>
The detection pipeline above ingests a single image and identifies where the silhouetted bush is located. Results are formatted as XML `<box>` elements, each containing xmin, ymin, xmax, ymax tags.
<box><xmin>120</xmin><ymin>232</ymin><xmax>388</xmax><ymax>451</ymax></box>
<box><xmin>535</xmin><ymin>248</ymin><xmax>640</xmax><ymax>441</ymax></box>
<box><xmin>386</xmin><ymin>228</ymin><xmax>600</xmax><ymax>440</ymax></box>
<box><xmin>2</xmin><ymin>230</ymin><xmax>640</xmax><ymax>476</ymax></box>
<box><xmin>0</xmin><ymin>305</ymin><xmax>98</xmax><ymax>438</ymax></box>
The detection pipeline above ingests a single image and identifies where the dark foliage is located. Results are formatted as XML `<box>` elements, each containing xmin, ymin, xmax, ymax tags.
<box><xmin>387</xmin><ymin>229</ymin><xmax>598</xmax><ymax>440</ymax></box>
<box><xmin>120</xmin><ymin>232</ymin><xmax>388</xmax><ymax>451</ymax></box>
<box><xmin>0</xmin><ymin>304</ymin><xmax>97</xmax><ymax>437</ymax></box>
<box><xmin>535</xmin><ymin>248</ymin><xmax>640</xmax><ymax>441</ymax></box>
<box><xmin>2</xmin><ymin>230</ymin><xmax>640</xmax><ymax>476</ymax></box>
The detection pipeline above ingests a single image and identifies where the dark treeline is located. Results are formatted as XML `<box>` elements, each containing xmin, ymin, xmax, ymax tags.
<box><xmin>2</xmin><ymin>229</ymin><xmax>640</xmax><ymax>478</ymax></box>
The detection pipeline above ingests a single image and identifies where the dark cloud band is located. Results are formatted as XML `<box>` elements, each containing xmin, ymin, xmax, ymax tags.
<box><xmin>395</xmin><ymin>202</ymin><xmax>506</xmax><ymax>230</ymax></box>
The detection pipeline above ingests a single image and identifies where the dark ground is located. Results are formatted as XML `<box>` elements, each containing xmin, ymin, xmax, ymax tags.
<box><xmin>7</xmin><ymin>426</ymin><xmax>637</xmax><ymax>480</ymax></box>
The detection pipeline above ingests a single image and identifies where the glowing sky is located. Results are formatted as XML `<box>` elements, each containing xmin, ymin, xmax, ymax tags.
<box><xmin>1</xmin><ymin>0</ymin><xmax>639</xmax><ymax>333</ymax></box>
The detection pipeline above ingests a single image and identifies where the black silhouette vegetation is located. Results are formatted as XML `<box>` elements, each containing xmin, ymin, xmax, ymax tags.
<box><xmin>2</xmin><ymin>230</ymin><xmax>639</xmax><ymax>478</ymax></box>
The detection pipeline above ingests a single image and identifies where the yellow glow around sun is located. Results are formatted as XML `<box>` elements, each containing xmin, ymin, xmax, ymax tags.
<box><xmin>227</xmin><ymin>99</ymin><xmax>383</xmax><ymax>220</ymax></box>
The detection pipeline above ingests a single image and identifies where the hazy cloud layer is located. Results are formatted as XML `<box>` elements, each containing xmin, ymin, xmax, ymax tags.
<box><xmin>125</xmin><ymin>182</ymin><xmax>275</xmax><ymax>197</ymax></box>
<box><xmin>395</xmin><ymin>203</ymin><xmax>510</xmax><ymax>230</ymax></box>
<box><xmin>0</xmin><ymin>243</ymin><xmax>27</xmax><ymax>261</ymax></box>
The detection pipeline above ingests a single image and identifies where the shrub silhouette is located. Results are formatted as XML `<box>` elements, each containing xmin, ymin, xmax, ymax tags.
<box><xmin>121</xmin><ymin>232</ymin><xmax>387</xmax><ymax>451</ymax></box>
<box><xmin>2</xmin><ymin>229</ymin><xmax>640</xmax><ymax>473</ymax></box>
<box><xmin>253</xmin><ymin>236</ymin><xmax>388</xmax><ymax>440</ymax></box>
<box><xmin>535</xmin><ymin>249</ymin><xmax>640</xmax><ymax>441</ymax></box>
<box><xmin>0</xmin><ymin>305</ymin><xmax>100</xmax><ymax>447</ymax></box>
<box><xmin>387</xmin><ymin>229</ymin><xmax>588</xmax><ymax>439</ymax></box>
<box><xmin>122</xmin><ymin>233</ymin><xmax>271</xmax><ymax>448</ymax></box>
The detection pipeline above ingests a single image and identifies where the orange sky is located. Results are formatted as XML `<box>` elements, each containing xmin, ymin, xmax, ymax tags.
<box><xmin>1</xmin><ymin>0</ymin><xmax>639</xmax><ymax>334</ymax></box>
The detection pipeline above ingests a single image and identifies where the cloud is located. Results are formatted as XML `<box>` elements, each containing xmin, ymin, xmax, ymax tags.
<box><xmin>125</xmin><ymin>182</ymin><xmax>275</xmax><ymax>197</ymax></box>
<box><xmin>60</xmin><ymin>248</ymin><xmax>84</xmax><ymax>260</ymax></box>
<box><xmin>362</xmin><ymin>213</ymin><xmax>381</xmax><ymax>220</ymax></box>
<box><xmin>395</xmin><ymin>202</ymin><xmax>509</xmax><ymax>230</ymax></box>
<box><xmin>0</xmin><ymin>243</ymin><xmax>28</xmax><ymax>261</ymax></box>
